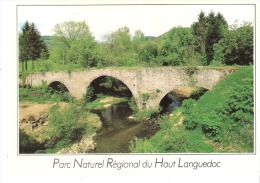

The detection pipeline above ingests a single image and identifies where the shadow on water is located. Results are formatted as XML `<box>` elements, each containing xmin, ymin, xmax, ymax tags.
<box><xmin>90</xmin><ymin>102</ymin><xmax>158</xmax><ymax>153</ymax></box>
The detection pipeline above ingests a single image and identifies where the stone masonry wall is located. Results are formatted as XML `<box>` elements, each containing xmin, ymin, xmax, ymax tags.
<box><xmin>25</xmin><ymin>68</ymin><xmax>236</xmax><ymax>110</ymax></box>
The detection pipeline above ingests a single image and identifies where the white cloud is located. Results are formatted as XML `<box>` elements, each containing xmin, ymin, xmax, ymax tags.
<box><xmin>17</xmin><ymin>5</ymin><xmax>255</xmax><ymax>41</ymax></box>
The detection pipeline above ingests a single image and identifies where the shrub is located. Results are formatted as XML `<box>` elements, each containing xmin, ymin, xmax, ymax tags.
<box><xmin>182</xmin><ymin>99</ymin><xmax>198</xmax><ymax>129</ymax></box>
<box><xmin>47</xmin><ymin>104</ymin><xmax>94</xmax><ymax>151</ymax></box>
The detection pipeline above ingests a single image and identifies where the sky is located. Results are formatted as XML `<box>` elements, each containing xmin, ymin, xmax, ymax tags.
<box><xmin>17</xmin><ymin>5</ymin><xmax>255</xmax><ymax>41</ymax></box>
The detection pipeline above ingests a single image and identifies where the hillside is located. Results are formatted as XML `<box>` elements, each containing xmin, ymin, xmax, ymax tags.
<box><xmin>130</xmin><ymin>66</ymin><xmax>254</xmax><ymax>153</ymax></box>
<box><xmin>41</xmin><ymin>36</ymin><xmax>53</xmax><ymax>48</ymax></box>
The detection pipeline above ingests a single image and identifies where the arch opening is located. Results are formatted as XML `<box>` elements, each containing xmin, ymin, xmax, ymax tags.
<box><xmin>159</xmin><ymin>93</ymin><xmax>183</xmax><ymax>114</ymax></box>
<box><xmin>48</xmin><ymin>81</ymin><xmax>70</xmax><ymax>101</ymax></box>
<box><xmin>159</xmin><ymin>85</ymin><xmax>208</xmax><ymax>114</ymax></box>
<box><xmin>86</xmin><ymin>76</ymin><xmax>133</xmax><ymax>102</ymax></box>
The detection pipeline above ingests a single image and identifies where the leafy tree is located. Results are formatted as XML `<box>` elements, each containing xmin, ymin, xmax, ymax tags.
<box><xmin>103</xmin><ymin>26</ymin><xmax>135</xmax><ymax>66</ymax></box>
<box><xmin>132</xmin><ymin>30</ymin><xmax>145</xmax><ymax>62</ymax></box>
<box><xmin>51</xmin><ymin>21</ymin><xmax>97</xmax><ymax>67</ymax></box>
<box><xmin>213</xmin><ymin>23</ymin><xmax>253</xmax><ymax>65</ymax></box>
<box><xmin>19</xmin><ymin>21</ymin><xmax>49</xmax><ymax>71</ymax></box>
<box><xmin>139</xmin><ymin>40</ymin><xmax>158</xmax><ymax>63</ymax></box>
<box><xmin>158</xmin><ymin>27</ymin><xmax>198</xmax><ymax>66</ymax></box>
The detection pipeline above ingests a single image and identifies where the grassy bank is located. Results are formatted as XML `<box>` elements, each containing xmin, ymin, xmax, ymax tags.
<box><xmin>130</xmin><ymin>66</ymin><xmax>254</xmax><ymax>153</ymax></box>
<box><xmin>85</xmin><ymin>94</ymin><xmax>128</xmax><ymax>110</ymax></box>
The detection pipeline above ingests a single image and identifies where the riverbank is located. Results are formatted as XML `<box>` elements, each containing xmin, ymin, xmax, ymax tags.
<box><xmin>19</xmin><ymin>101</ymin><xmax>102</xmax><ymax>154</ymax></box>
<box><xmin>85</xmin><ymin>95</ymin><xmax>129</xmax><ymax>110</ymax></box>
<box><xmin>130</xmin><ymin>66</ymin><xmax>254</xmax><ymax>153</ymax></box>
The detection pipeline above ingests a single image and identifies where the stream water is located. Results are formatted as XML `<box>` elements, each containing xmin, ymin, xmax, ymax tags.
<box><xmin>90</xmin><ymin>102</ymin><xmax>158</xmax><ymax>153</ymax></box>
<box><xmin>90</xmin><ymin>94</ymin><xmax>182</xmax><ymax>153</ymax></box>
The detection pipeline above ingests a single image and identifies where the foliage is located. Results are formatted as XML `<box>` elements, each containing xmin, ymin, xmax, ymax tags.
<box><xmin>102</xmin><ymin>26</ymin><xmax>135</xmax><ymax>66</ymax></box>
<box><xmin>139</xmin><ymin>40</ymin><xmax>158</xmax><ymax>63</ymax></box>
<box><xmin>51</xmin><ymin>20</ymin><xmax>98</xmax><ymax>67</ymax></box>
<box><xmin>130</xmin><ymin>66</ymin><xmax>253</xmax><ymax>153</ymax></box>
<box><xmin>158</xmin><ymin>27</ymin><xmax>199</xmax><ymax>66</ymax></box>
<box><xmin>130</xmin><ymin>111</ymin><xmax>213</xmax><ymax>153</ymax></box>
<box><xmin>19</xmin><ymin>129</ymin><xmax>44</xmax><ymax>153</ymax></box>
<box><xmin>182</xmin><ymin>99</ymin><xmax>198</xmax><ymax>129</ymax></box>
<box><xmin>182</xmin><ymin>66</ymin><xmax>253</xmax><ymax>147</ymax></box>
<box><xmin>192</xmin><ymin>11</ymin><xmax>228</xmax><ymax>65</ymax></box>
<box><xmin>19</xmin><ymin>11</ymin><xmax>253</xmax><ymax>73</ymax></box>
<box><xmin>134</xmin><ymin>110</ymin><xmax>157</xmax><ymax>121</ymax></box>
<box><xmin>19</xmin><ymin>81</ymin><xmax>71</xmax><ymax>103</ymax></box>
<box><xmin>128</xmin><ymin>96</ymin><xmax>159</xmax><ymax>121</ymax></box>
<box><xmin>85</xmin><ymin>85</ymin><xmax>95</xmax><ymax>102</ymax></box>
<box><xmin>140</xmin><ymin>93</ymin><xmax>150</xmax><ymax>109</ymax></box>
<box><xmin>213</xmin><ymin>24</ymin><xmax>253</xmax><ymax>65</ymax></box>
<box><xmin>19</xmin><ymin>59</ymin><xmax>83</xmax><ymax>74</ymax></box>
<box><xmin>45</xmin><ymin>104</ymin><xmax>97</xmax><ymax>152</ymax></box>
<box><xmin>128</xmin><ymin>97</ymin><xmax>139</xmax><ymax>114</ymax></box>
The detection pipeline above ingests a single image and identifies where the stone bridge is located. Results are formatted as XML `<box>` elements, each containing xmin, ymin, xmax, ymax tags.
<box><xmin>24</xmin><ymin>67</ymin><xmax>236</xmax><ymax>110</ymax></box>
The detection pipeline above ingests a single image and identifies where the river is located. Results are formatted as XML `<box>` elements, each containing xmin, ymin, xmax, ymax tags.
<box><xmin>90</xmin><ymin>94</ymin><xmax>182</xmax><ymax>153</ymax></box>
<box><xmin>90</xmin><ymin>102</ymin><xmax>158</xmax><ymax>153</ymax></box>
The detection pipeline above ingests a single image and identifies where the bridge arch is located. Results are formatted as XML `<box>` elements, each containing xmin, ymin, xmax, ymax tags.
<box><xmin>86</xmin><ymin>75</ymin><xmax>135</xmax><ymax>102</ymax></box>
<box><xmin>157</xmin><ymin>85</ymin><xmax>209</xmax><ymax>112</ymax></box>
<box><xmin>156</xmin><ymin>84</ymin><xmax>187</xmax><ymax>107</ymax></box>
<box><xmin>87</xmin><ymin>73</ymin><xmax>137</xmax><ymax>97</ymax></box>
<box><xmin>48</xmin><ymin>81</ymin><xmax>70</xmax><ymax>93</ymax></box>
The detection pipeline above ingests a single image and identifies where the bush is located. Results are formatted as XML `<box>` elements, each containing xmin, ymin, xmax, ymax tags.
<box><xmin>85</xmin><ymin>85</ymin><xmax>95</xmax><ymax>102</ymax></box>
<box><xmin>182</xmin><ymin>99</ymin><xmax>198</xmax><ymax>130</ymax></box>
<box><xmin>128</xmin><ymin>97</ymin><xmax>138</xmax><ymax>114</ymax></box>
<box><xmin>47</xmin><ymin>104</ymin><xmax>94</xmax><ymax>151</ymax></box>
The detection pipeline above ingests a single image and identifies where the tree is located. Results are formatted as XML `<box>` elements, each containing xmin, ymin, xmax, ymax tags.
<box><xmin>51</xmin><ymin>21</ymin><xmax>97</xmax><ymax>67</ymax></box>
<box><xmin>158</xmin><ymin>27</ymin><xmax>198</xmax><ymax>66</ymax></box>
<box><xmin>205</xmin><ymin>12</ymin><xmax>228</xmax><ymax>63</ymax></box>
<box><xmin>192</xmin><ymin>11</ymin><xmax>228</xmax><ymax>65</ymax></box>
<box><xmin>103</xmin><ymin>26</ymin><xmax>135</xmax><ymax>66</ymax></box>
<box><xmin>132</xmin><ymin>30</ymin><xmax>145</xmax><ymax>62</ymax></box>
<box><xmin>139</xmin><ymin>40</ymin><xmax>158</xmax><ymax>63</ymax></box>
<box><xmin>213</xmin><ymin>23</ymin><xmax>253</xmax><ymax>65</ymax></box>
<box><xmin>192</xmin><ymin>11</ymin><xmax>207</xmax><ymax>65</ymax></box>
<box><xmin>19</xmin><ymin>21</ymin><xmax>49</xmax><ymax>71</ymax></box>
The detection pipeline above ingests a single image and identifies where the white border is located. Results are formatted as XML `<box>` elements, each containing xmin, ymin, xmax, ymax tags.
<box><xmin>1</xmin><ymin>0</ymin><xmax>260</xmax><ymax>183</ymax></box>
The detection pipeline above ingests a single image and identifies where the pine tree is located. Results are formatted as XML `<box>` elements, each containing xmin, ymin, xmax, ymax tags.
<box><xmin>192</xmin><ymin>11</ymin><xmax>207</xmax><ymax>65</ymax></box>
<box><xmin>19</xmin><ymin>21</ymin><xmax>49</xmax><ymax>71</ymax></box>
<box><xmin>192</xmin><ymin>11</ymin><xmax>228</xmax><ymax>65</ymax></box>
